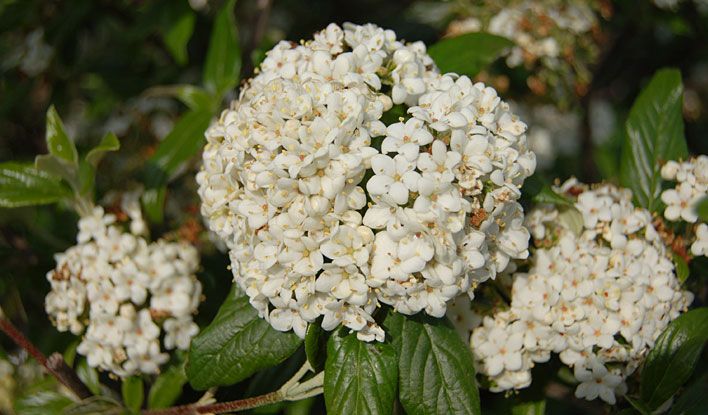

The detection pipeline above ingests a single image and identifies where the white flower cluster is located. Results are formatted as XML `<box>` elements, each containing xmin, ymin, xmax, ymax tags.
<box><xmin>45</xmin><ymin>206</ymin><xmax>202</xmax><ymax>377</ymax></box>
<box><xmin>197</xmin><ymin>22</ymin><xmax>535</xmax><ymax>342</ymax></box>
<box><xmin>448</xmin><ymin>1</ymin><xmax>595</xmax><ymax>68</ymax></box>
<box><xmin>661</xmin><ymin>156</ymin><xmax>707</xmax><ymax>224</ymax></box>
<box><xmin>468</xmin><ymin>181</ymin><xmax>693</xmax><ymax>404</ymax></box>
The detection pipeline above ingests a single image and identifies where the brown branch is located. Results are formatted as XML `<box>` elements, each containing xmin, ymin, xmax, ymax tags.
<box><xmin>0</xmin><ymin>317</ymin><xmax>92</xmax><ymax>399</ymax></box>
<box><xmin>142</xmin><ymin>391</ymin><xmax>282</xmax><ymax>415</ymax></box>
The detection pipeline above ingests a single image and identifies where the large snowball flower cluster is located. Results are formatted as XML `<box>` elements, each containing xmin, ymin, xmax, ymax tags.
<box><xmin>197</xmin><ymin>23</ymin><xmax>536</xmax><ymax>342</ymax></box>
<box><xmin>45</xmin><ymin>202</ymin><xmax>202</xmax><ymax>377</ymax></box>
<box><xmin>469</xmin><ymin>180</ymin><xmax>693</xmax><ymax>404</ymax></box>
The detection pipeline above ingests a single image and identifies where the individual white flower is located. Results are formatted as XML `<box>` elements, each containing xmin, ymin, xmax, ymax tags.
<box><xmin>197</xmin><ymin>22</ymin><xmax>535</xmax><ymax>342</ymax></box>
<box><xmin>45</xmin><ymin>201</ymin><xmax>202</xmax><ymax>377</ymax></box>
<box><xmin>464</xmin><ymin>181</ymin><xmax>692</xmax><ymax>403</ymax></box>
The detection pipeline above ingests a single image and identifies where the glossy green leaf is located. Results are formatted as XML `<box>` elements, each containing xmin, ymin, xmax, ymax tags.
<box><xmin>121</xmin><ymin>376</ymin><xmax>144</xmax><ymax>413</ymax></box>
<box><xmin>148</xmin><ymin>361</ymin><xmax>187</xmax><ymax>409</ymax></box>
<box><xmin>305</xmin><ymin>322</ymin><xmax>326</xmax><ymax>371</ymax></box>
<box><xmin>324</xmin><ymin>330</ymin><xmax>398</xmax><ymax>415</ymax></box>
<box><xmin>163</xmin><ymin>10</ymin><xmax>195</xmax><ymax>65</ymax></box>
<box><xmin>428</xmin><ymin>33</ymin><xmax>513</xmax><ymax>78</ymax></box>
<box><xmin>385</xmin><ymin>312</ymin><xmax>481</xmax><ymax>415</ymax></box>
<box><xmin>76</xmin><ymin>358</ymin><xmax>101</xmax><ymax>396</ymax></box>
<box><xmin>145</xmin><ymin>109</ymin><xmax>212</xmax><ymax>188</ymax></box>
<box><xmin>532</xmin><ymin>185</ymin><xmax>574</xmax><ymax>207</ymax></box>
<box><xmin>203</xmin><ymin>0</ymin><xmax>241</xmax><ymax>95</ymax></box>
<box><xmin>186</xmin><ymin>287</ymin><xmax>302</xmax><ymax>390</ymax></box>
<box><xmin>673</xmin><ymin>254</ymin><xmax>689</xmax><ymax>284</ymax></box>
<box><xmin>86</xmin><ymin>132</ymin><xmax>120</xmax><ymax>168</ymax></box>
<box><xmin>620</xmin><ymin>68</ymin><xmax>689</xmax><ymax>212</ymax></box>
<box><xmin>640</xmin><ymin>307</ymin><xmax>708</xmax><ymax>410</ymax></box>
<box><xmin>668</xmin><ymin>373</ymin><xmax>708</xmax><ymax>415</ymax></box>
<box><xmin>45</xmin><ymin>105</ymin><xmax>78</xmax><ymax>165</ymax></box>
<box><xmin>512</xmin><ymin>399</ymin><xmax>546</xmax><ymax>415</ymax></box>
<box><xmin>0</xmin><ymin>162</ymin><xmax>72</xmax><ymax>207</ymax></box>
<box><xmin>14</xmin><ymin>378</ymin><xmax>73</xmax><ymax>415</ymax></box>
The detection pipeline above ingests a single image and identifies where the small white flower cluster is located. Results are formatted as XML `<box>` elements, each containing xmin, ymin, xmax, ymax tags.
<box><xmin>45</xmin><ymin>206</ymin><xmax>201</xmax><ymax>377</ymax></box>
<box><xmin>468</xmin><ymin>181</ymin><xmax>693</xmax><ymax>404</ymax></box>
<box><xmin>661</xmin><ymin>156</ymin><xmax>707</xmax><ymax>223</ymax></box>
<box><xmin>197</xmin><ymin>22</ymin><xmax>535</xmax><ymax>342</ymax></box>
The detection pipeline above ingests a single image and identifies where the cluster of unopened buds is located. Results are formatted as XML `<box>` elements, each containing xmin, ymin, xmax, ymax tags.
<box><xmin>197</xmin><ymin>22</ymin><xmax>536</xmax><ymax>342</ymax></box>
<box><xmin>45</xmin><ymin>195</ymin><xmax>202</xmax><ymax>377</ymax></box>
<box><xmin>460</xmin><ymin>180</ymin><xmax>692</xmax><ymax>404</ymax></box>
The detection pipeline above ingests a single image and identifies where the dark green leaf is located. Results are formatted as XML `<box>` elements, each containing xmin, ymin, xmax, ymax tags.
<box><xmin>76</xmin><ymin>358</ymin><xmax>101</xmax><ymax>396</ymax></box>
<box><xmin>14</xmin><ymin>378</ymin><xmax>73</xmax><ymax>415</ymax></box>
<box><xmin>385</xmin><ymin>312</ymin><xmax>481</xmax><ymax>415</ymax></box>
<box><xmin>0</xmin><ymin>162</ymin><xmax>72</xmax><ymax>207</ymax></box>
<box><xmin>532</xmin><ymin>185</ymin><xmax>574</xmax><ymax>207</ymax></box>
<box><xmin>203</xmin><ymin>0</ymin><xmax>241</xmax><ymax>95</ymax></box>
<box><xmin>324</xmin><ymin>330</ymin><xmax>398</xmax><ymax>415</ymax></box>
<box><xmin>46</xmin><ymin>105</ymin><xmax>78</xmax><ymax>165</ymax></box>
<box><xmin>148</xmin><ymin>361</ymin><xmax>187</xmax><ymax>409</ymax></box>
<box><xmin>620</xmin><ymin>68</ymin><xmax>689</xmax><ymax>212</ymax></box>
<box><xmin>668</xmin><ymin>373</ymin><xmax>708</xmax><ymax>415</ymax></box>
<box><xmin>512</xmin><ymin>399</ymin><xmax>546</xmax><ymax>415</ymax></box>
<box><xmin>626</xmin><ymin>395</ymin><xmax>652</xmax><ymax>415</ymax></box>
<box><xmin>186</xmin><ymin>287</ymin><xmax>302</xmax><ymax>390</ymax></box>
<box><xmin>673</xmin><ymin>254</ymin><xmax>689</xmax><ymax>284</ymax></box>
<box><xmin>145</xmin><ymin>109</ymin><xmax>213</xmax><ymax>188</ymax></box>
<box><xmin>163</xmin><ymin>11</ymin><xmax>195</xmax><ymax>65</ymax></box>
<box><xmin>141</xmin><ymin>187</ymin><xmax>166</xmax><ymax>225</ymax></box>
<box><xmin>641</xmin><ymin>307</ymin><xmax>708</xmax><ymax>410</ymax></box>
<box><xmin>144</xmin><ymin>85</ymin><xmax>216</xmax><ymax>112</ymax></box>
<box><xmin>121</xmin><ymin>376</ymin><xmax>144</xmax><ymax>413</ymax></box>
<box><xmin>428</xmin><ymin>33</ymin><xmax>513</xmax><ymax>78</ymax></box>
<box><xmin>34</xmin><ymin>154</ymin><xmax>79</xmax><ymax>190</ymax></box>
<box><xmin>305</xmin><ymin>322</ymin><xmax>326</xmax><ymax>371</ymax></box>
<box><xmin>86</xmin><ymin>132</ymin><xmax>120</xmax><ymax>168</ymax></box>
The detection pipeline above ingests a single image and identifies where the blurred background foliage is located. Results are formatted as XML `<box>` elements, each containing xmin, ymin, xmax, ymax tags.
<box><xmin>1</xmin><ymin>0</ymin><xmax>707</xmax><ymax>414</ymax></box>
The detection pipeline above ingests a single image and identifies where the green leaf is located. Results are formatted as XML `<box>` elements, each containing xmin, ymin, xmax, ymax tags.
<box><xmin>34</xmin><ymin>154</ymin><xmax>79</xmax><ymax>189</ymax></box>
<box><xmin>46</xmin><ymin>105</ymin><xmax>78</xmax><ymax>165</ymax></box>
<box><xmin>512</xmin><ymin>399</ymin><xmax>546</xmax><ymax>415</ymax></box>
<box><xmin>141</xmin><ymin>186</ymin><xmax>166</xmax><ymax>225</ymax></box>
<box><xmin>673</xmin><ymin>254</ymin><xmax>690</xmax><ymax>284</ymax></box>
<box><xmin>620</xmin><ymin>68</ymin><xmax>689</xmax><ymax>212</ymax></box>
<box><xmin>186</xmin><ymin>287</ymin><xmax>302</xmax><ymax>390</ymax></box>
<box><xmin>203</xmin><ymin>0</ymin><xmax>241</xmax><ymax>95</ymax></box>
<box><xmin>532</xmin><ymin>185</ymin><xmax>574</xmax><ymax>207</ymax></box>
<box><xmin>696</xmin><ymin>196</ymin><xmax>708</xmax><ymax>222</ymax></box>
<box><xmin>121</xmin><ymin>376</ymin><xmax>144</xmax><ymax>413</ymax></box>
<box><xmin>324</xmin><ymin>330</ymin><xmax>398</xmax><ymax>415</ymax></box>
<box><xmin>305</xmin><ymin>322</ymin><xmax>326</xmax><ymax>371</ymax></box>
<box><xmin>145</xmin><ymin>109</ymin><xmax>213</xmax><ymax>188</ymax></box>
<box><xmin>640</xmin><ymin>307</ymin><xmax>708</xmax><ymax>410</ymax></box>
<box><xmin>668</xmin><ymin>373</ymin><xmax>708</xmax><ymax>415</ymax></box>
<box><xmin>76</xmin><ymin>358</ymin><xmax>101</xmax><ymax>396</ymax></box>
<box><xmin>626</xmin><ymin>395</ymin><xmax>652</xmax><ymax>415</ymax></box>
<box><xmin>385</xmin><ymin>312</ymin><xmax>481</xmax><ymax>415</ymax></box>
<box><xmin>428</xmin><ymin>33</ymin><xmax>513</xmax><ymax>78</ymax></box>
<box><xmin>148</xmin><ymin>361</ymin><xmax>187</xmax><ymax>409</ymax></box>
<box><xmin>163</xmin><ymin>10</ymin><xmax>195</xmax><ymax>65</ymax></box>
<box><xmin>63</xmin><ymin>396</ymin><xmax>123</xmax><ymax>415</ymax></box>
<box><xmin>86</xmin><ymin>132</ymin><xmax>120</xmax><ymax>168</ymax></box>
<box><xmin>0</xmin><ymin>161</ymin><xmax>72</xmax><ymax>207</ymax></box>
<box><xmin>14</xmin><ymin>378</ymin><xmax>73</xmax><ymax>415</ymax></box>
<box><xmin>144</xmin><ymin>85</ymin><xmax>216</xmax><ymax>112</ymax></box>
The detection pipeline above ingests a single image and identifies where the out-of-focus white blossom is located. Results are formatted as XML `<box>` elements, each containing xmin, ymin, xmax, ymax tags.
<box><xmin>463</xmin><ymin>181</ymin><xmax>692</xmax><ymax>403</ymax></box>
<box><xmin>45</xmin><ymin>203</ymin><xmax>202</xmax><ymax>377</ymax></box>
<box><xmin>197</xmin><ymin>23</ymin><xmax>536</xmax><ymax>342</ymax></box>
<box><xmin>692</xmin><ymin>223</ymin><xmax>708</xmax><ymax>257</ymax></box>
<box><xmin>513</xmin><ymin>103</ymin><xmax>580</xmax><ymax>169</ymax></box>
<box><xmin>6</xmin><ymin>29</ymin><xmax>54</xmax><ymax>76</ymax></box>
<box><xmin>661</xmin><ymin>156</ymin><xmax>707</xmax><ymax>223</ymax></box>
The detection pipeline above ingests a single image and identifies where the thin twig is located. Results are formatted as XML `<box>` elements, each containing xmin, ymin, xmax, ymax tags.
<box><xmin>0</xmin><ymin>317</ymin><xmax>93</xmax><ymax>399</ymax></box>
<box><xmin>142</xmin><ymin>391</ymin><xmax>282</xmax><ymax>415</ymax></box>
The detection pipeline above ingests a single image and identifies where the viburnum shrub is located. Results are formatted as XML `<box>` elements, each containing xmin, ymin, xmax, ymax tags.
<box><xmin>1</xmin><ymin>5</ymin><xmax>707</xmax><ymax>415</ymax></box>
